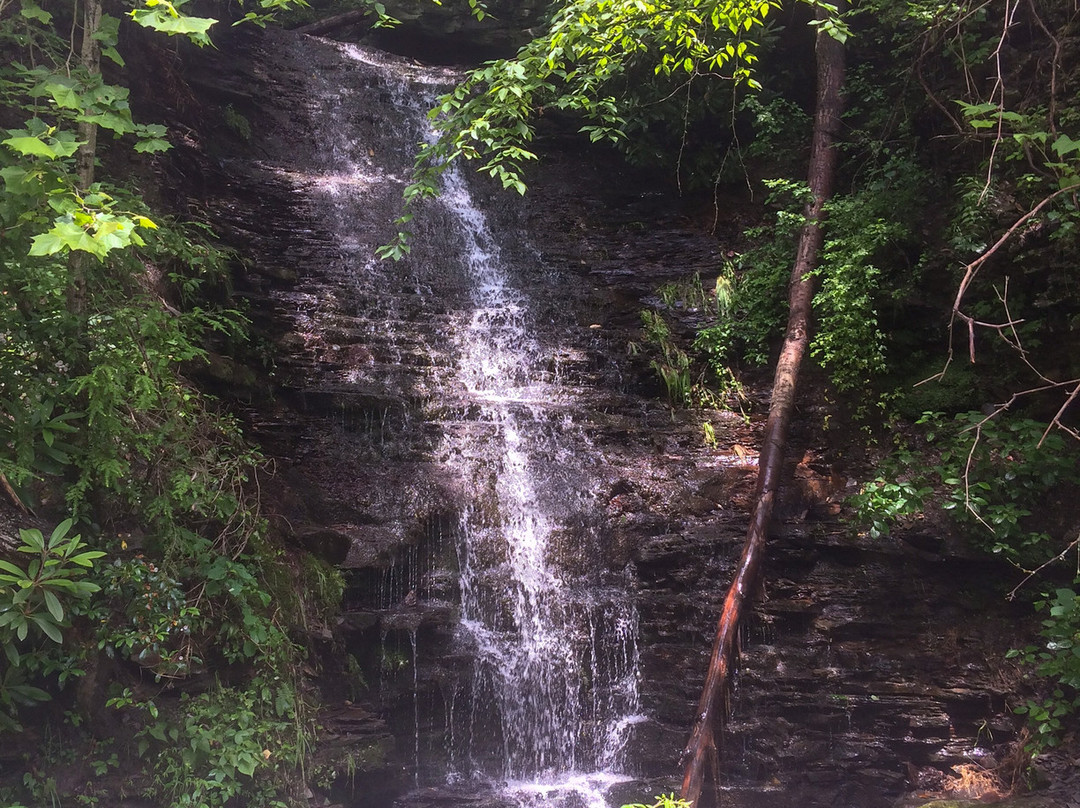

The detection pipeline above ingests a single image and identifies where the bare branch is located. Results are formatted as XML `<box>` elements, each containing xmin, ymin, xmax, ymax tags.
<box><xmin>1040</xmin><ymin>380</ymin><xmax>1080</xmax><ymax>447</ymax></box>
<box><xmin>1007</xmin><ymin>533</ymin><xmax>1080</xmax><ymax>601</ymax></box>
<box><xmin>1026</xmin><ymin>0</ymin><xmax>1061</xmax><ymax>135</ymax></box>
<box><xmin>950</xmin><ymin>183</ymin><xmax>1080</xmax><ymax>330</ymax></box>
<box><xmin>980</xmin><ymin>0</ymin><xmax>1021</xmax><ymax>202</ymax></box>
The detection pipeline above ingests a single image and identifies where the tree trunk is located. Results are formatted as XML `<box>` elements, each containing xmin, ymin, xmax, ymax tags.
<box><xmin>678</xmin><ymin>8</ymin><xmax>846</xmax><ymax>805</ymax></box>
<box><xmin>69</xmin><ymin>0</ymin><xmax>103</xmax><ymax>316</ymax></box>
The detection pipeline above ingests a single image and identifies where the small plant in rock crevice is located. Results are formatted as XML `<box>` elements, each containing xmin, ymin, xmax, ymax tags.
<box><xmin>631</xmin><ymin>263</ymin><xmax>746</xmax><ymax>411</ymax></box>
<box><xmin>622</xmin><ymin>794</ymin><xmax>693</xmax><ymax>808</ymax></box>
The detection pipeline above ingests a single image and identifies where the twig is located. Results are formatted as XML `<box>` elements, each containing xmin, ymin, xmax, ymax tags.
<box><xmin>959</xmin><ymin>420</ymin><xmax>997</xmax><ymax>536</ymax></box>
<box><xmin>0</xmin><ymin>471</ymin><xmax>33</xmax><ymax>516</ymax></box>
<box><xmin>1007</xmin><ymin>533</ymin><xmax>1080</xmax><ymax>600</ymax></box>
<box><xmin>1040</xmin><ymin>380</ymin><xmax>1080</xmax><ymax>447</ymax></box>
<box><xmin>950</xmin><ymin>183</ymin><xmax>1080</xmax><ymax>330</ymax></box>
<box><xmin>980</xmin><ymin>0</ymin><xmax>1021</xmax><ymax>202</ymax></box>
<box><xmin>1026</xmin><ymin>0</ymin><xmax>1061</xmax><ymax>135</ymax></box>
<box><xmin>920</xmin><ymin>183</ymin><xmax>1080</xmax><ymax>389</ymax></box>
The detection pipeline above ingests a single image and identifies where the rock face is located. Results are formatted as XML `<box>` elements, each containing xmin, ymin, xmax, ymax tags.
<box><xmin>165</xmin><ymin>24</ymin><xmax>1046</xmax><ymax>808</ymax></box>
<box><xmin>358</xmin><ymin>0</ymin><xmax>550</xmax><ymax>61</ymax></box>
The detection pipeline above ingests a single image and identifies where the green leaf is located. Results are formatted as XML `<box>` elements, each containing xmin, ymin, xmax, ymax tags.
<box><xmin>31</xmin><ymin>221</ymin><xmax>103</xmax><ymax>257</ymax></box>
<box><xmin>957</xmin><ymin>100</ymin><xmax>999</xmax><ymax>117</ymax></box>
<box><xmin>27</xmin><ymin>231</ymin><xmax>66</xmax><ymax>257</ymax></box>
<box><xmin>46</xmin><ymin>81</ymin><xmax>84</xmax><ymax>111</ymax></box>
<box><xmin>78</xmin><ymin>111</ymin><xmax>135</xmax><ymax>135</ymax></box>
<box><xmin>3</xmin><ymin>135</ymin><xmax>57</xmax><ymax>159</ymax></box>
<box><xmin>1052</xmin><ymin>134</ymin><xmax>1080</xmax><ymax>157</ymax></box>
<box><xmin>0</xmin><ymin>165</ymin><xmax>31</xmax><ymax>191</ymax></box>
<box><xmin>3</xmin><ymin>641</ymin><xmax>20</xmax><ymax>667</ymax></box>
<box><xmin>18</xmin><ymin>528</ymin><xmax>44</xmax><ymax>552</ymax></box>
<box><xmin>49</xmin><ymin>132</ymin><xmax>82</xmax><ymax>156</ymax></box>
<box><xmin>236</xmin><ymin>757</ymin><xmax>257</xmax><ymax>776</ymax></box>
<box><xmin>42</xmin><ymin>589</ymin><xmax>63</xmax><ymax>622</ymax></box>
<box><xmin>30</xmin><ymin>614</ymin><xmax>62</xmax><ymax>644</ymax></box>
<box><xmin>134</xmin><ymin>138</ymin><xmax>171</xmax><ymax>154</ymax></box>
<box><xmin>49</xmin><ymin>518</ymin><xmax>73</xmax><ymax>548</ymax></box>
<box><xmin>10</xmin><ymin>684</ymin><xmax>49</xmax><ymax>703</ymax></box>
<box><xmin>19</xmin><ymin>1</ymin><xmax>52</xmax><ymax>24</ymax></box>
<box><xmin>69</xmin><ymin>551</ymin><xmax>106</xmax><ymax>568</ymax></box>
<box><xmin>0</xmin><ymin>560</ymin><xmax>28</xmax><ymax>578</ymax></box>
<box><xmin>102</xmin><ymin>47</ymin><xmax>126</xmax><ymax>67</ymax></box>
<box><xmin>129</xmin><ymin>7</ymin><xmax>217</xmax><ymax>46</ymax></box>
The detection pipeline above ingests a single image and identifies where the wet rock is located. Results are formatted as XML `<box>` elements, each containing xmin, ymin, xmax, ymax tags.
<box><xmin>158</xmin><ymin>25</ymin><xmax>1063</xmax><ymax>808</ymax></box>
<box><xmin>296</xmin><ymin>524</ymin><xmax>355</xmax><ymax>564</ymax></box>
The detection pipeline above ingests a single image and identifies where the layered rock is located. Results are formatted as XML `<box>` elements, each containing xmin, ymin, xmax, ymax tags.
<box><xmin>166</xmin><ymin>24</ymin><xmax>1048</xmax><ymax>808</ymax></box>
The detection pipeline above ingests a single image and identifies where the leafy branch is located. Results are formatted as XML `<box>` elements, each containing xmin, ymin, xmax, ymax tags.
<box><xmin>379</xmin><ymin>0</ymin><xmax>850</xmax><ymax>259</ymax></box>
<box><xmin>0</xmin><ymin>519</ymin><xmax>104</xmax><ymax>658</ymax></box>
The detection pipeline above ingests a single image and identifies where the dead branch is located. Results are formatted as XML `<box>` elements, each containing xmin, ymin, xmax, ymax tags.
<box><xmin>1007</xmin><ymin>533</ymin><xmax>1080</xmax><ymax>600</ymax></box>
<box><xmin>948</xmin><ymin>182</ymin><xmax>1080</xmax><ymax>353</ymax></box>
<box><xmin>0</xmin><ymin>472</ymin><xmax>32</xmax><ymax>516</ymax></box>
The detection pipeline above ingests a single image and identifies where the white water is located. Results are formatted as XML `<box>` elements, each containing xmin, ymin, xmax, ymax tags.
<box><xmin>287</xmin><ymin>37</ymin><xmax>644</xmax><ymax>806</ymax></box>
<box><xmin>437</xmin><ymin>164</ymin><xmax>643</xmax><ymax>801</ymax></box>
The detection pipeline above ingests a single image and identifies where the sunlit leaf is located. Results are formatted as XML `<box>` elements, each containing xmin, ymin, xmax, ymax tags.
<box><xmin>3</xmin><ymin>135</ymin><xmax>56</xmax><ymax>159</ymax></box>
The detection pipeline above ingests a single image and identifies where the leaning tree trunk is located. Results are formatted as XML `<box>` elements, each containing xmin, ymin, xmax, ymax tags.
<box><xmin>679</xmin><ymin>8</ymin><xmax>846</xmax><ymax>805</ymax></box>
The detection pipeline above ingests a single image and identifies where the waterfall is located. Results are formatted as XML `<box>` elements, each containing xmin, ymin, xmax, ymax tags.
<box><xmin>260</xmin><ymin>33</ymin><xmax>643</xmax><ymax>806</ymax></box>
<box><xmin>438</xmin><ymin>165</ymin><xmax>642</xmax><ymax>796</ymax></box>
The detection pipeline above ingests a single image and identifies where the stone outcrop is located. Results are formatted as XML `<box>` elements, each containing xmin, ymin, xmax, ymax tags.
<box><xmin>156</xmin><ymin>24</ymin><xmax>1069</xmax><ymax>808</ymax></box>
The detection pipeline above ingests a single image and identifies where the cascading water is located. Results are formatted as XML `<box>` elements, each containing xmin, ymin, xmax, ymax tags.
<box><xmin>437</xmin><ymin>165</ymin><xmax>643</xmax><ymax>801</ymax></box>
<box><xmin>247</xmin><ymin>32</ymin><xmax>644</xmax><ymax>807</ymax></box>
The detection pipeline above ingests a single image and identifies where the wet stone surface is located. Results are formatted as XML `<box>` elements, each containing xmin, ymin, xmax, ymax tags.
<box><xmin>161</xmin><ymin>25</ymin><xmax>1068</xmax><ymax>808</ymax></box>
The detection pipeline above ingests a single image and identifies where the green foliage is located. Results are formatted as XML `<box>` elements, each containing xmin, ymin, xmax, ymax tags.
<box><xmin>0</xmin><ymin>519</ymin><xmax>104</xmax><ymax>729</ymax></box>
<box><xmin>853</xmin><ymin>412</ymin><xmax>1080</xmax><ymax>559</ymax></box>
<box><xmin>926</xmin><ymin>412</ymin><xmax>1080</xmax><ymax>558</ymax></box>
<box><xmin>109</xmin><ymin>677</ymin><xmax>306</xmax><ymax>808</ymax></box>
<box><xmin>738</xmin><ymin>93</ymin><xmax>813</xmax><ymax>171</ymax></box>
<box><xmin>857</xmin><ymin>406</ymin><xmax>1080</xmax><ymax>753</ymax></box>
<box><xmin>811</xmin><ymin>152</ymin><xmax>927</xmax><ymax>395</ymax></box>
<box><xmin>848</xmin><ymin>471</ymin><xmax>932</xmax><ymax>540</ymax></box>
<box><xmin>0</xmin><ymin>520</ymin><xmax>103</xmax><ymax>647</ymax></box>
<box><xmin>957</xmin><ymin>101</ymin><xmax>1080</xmax><ymax>197</ymax></box>
<box><xmin>622</xmin><ymin>795</ymin><xmax>693</xmax><ymax>808</ymax></box>
<box><xmin>128</xmin><ymin>0</ymin><xmax>219</xmax><ymax>46</ymax></box>
<box><xmin>631</xmin><ymin>267</ymin><xmax>746</xmax><ymax>409</ymax></box>
<box><xmin>717</xmin><ymin>152</ymin><xmax>928</xmax><ymax>406</ymax></box>
<box><xmin>223</xmin><ymin>105</ymin><xmax>254</xmax><ymax>142</ymax></box>
<box><xmin>717</xmin><ymin>178</ymin><xmax>809</xmax><ymax>366</ymax></box>
<box><xmin>0</xmin><ymin>3</ymin><xmax>317</xmax><ymax>799</ymax></box>
<box><xmin>381</xmin><ymin>0</ymin><xmax>850</xmax><ymax>257</ymax></box>
<box><xmin>634</xmin><ymin>310</ymin><xmax>693</xmax><ymax>405</ymax></box>
<box><xmin>296</xmin><ymin>554</ymin><xmax>345</xmax><ymax>627</ymax></box>
<box><xmin>92</xmin><ymin>556</ymin><xmax>201</xmax><ymax>678</ymax></box>
<box><xmin>1009</xmin><ymin>584</ymin><xmax>1080</xmax><ymax>754</ymax></box>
